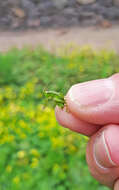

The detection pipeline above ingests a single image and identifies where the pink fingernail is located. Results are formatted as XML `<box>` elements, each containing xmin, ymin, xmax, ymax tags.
<box><xmin>104</xmin><ymin>126</ymin><xmax>119</xmax><ymax>166</ymax></box>
<box><xmin>68</xmin><ymin>79</ymin><xmax>114</xmax><ymax>107</ymax></box>
<box><xmin>94</xmin><ymin>131</ymin><xmax>116</xmax><ymax>169</ymax></box>
<box><xmin>94</xmin><ymin>126</ymin><xmax>119</xmax><ymax>169</ymax></box>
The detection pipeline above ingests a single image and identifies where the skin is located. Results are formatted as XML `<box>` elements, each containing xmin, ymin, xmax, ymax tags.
<box><xmin>55</xmin><ymin>73</ymin><xmax>119</xmax><ymax>190</ymax></box>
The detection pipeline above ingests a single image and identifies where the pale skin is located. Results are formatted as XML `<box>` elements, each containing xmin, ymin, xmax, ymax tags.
<box><xmin>55</xmin><ymin>73</ymin><xmax>119</xmax><ymax>190</ymax></box>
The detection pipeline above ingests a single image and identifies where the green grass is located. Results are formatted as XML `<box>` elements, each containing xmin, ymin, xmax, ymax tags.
<box><xmin>0</xmin><ymin>45</ymin><xmax>118</xmax><ymax>190</ymax></box>
<box><xmin>0</xmin><ymin>46</ymin><xmax>119</xmax><ymax>90</ymax></box>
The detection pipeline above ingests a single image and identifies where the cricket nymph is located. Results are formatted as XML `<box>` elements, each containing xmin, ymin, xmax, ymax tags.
<box><xmin>44</xmin><ymin>90</ymin><xmax>67</xmax><ymax>109</ymax></box>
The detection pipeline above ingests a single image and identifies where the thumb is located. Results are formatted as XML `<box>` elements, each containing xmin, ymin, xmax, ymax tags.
<box><xmin>66</xmin><ymin>73</ymin><xmax>119</xmax><ymax>125</ymax></box>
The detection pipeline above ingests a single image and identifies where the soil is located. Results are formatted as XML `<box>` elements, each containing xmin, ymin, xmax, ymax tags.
<box><xmin>0</xmin><ymin>26</ymin><xmax>119</xmax><ymax>53</ymax></box>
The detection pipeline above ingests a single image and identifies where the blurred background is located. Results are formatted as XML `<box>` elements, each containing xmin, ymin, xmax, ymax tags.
<box><xmin>0</xmin><ymin>0</ymin><xmax>119</xmax><ymax>190</ymax></box>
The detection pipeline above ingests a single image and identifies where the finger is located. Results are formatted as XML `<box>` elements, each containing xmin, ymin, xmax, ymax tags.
<box><xmin>55</xmin><ymin>106</ymin><xmax>100</xmax><ymax>136</ymax></box>
<box><xmin>66</xmin><ymin>73</ymin><xmax>119</xmax><ymax>125</ymax></box>
<box><xmin>114</xmin><ymin>180</ymin><xmax>119</xmax><ymax>190</ymax></box>
<box><xmin>86</xmin><ymin>124</ymin><xmax>119</xmax><ymax>188</ymax></box>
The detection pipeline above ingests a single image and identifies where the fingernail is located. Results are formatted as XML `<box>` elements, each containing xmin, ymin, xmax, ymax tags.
<box><xmin>104</xmin><ymin>126</ymin><xmax>119</xmax><ymax>166</ymax></box>
<box><xmin>94</xmin><ymin>131</ymin><xmax>116</xmax><ymax>169</ymax></box>
<box><xmin>68</xmin><ymin>79</ymin><xmax>114</xmax><ymax>107</ymax></box>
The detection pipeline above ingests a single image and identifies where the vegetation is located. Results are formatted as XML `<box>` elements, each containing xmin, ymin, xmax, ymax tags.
<box><xmin>0</xmin><ymin>45</ymin><xmax>118</xmax><ymax>190</ymax></box>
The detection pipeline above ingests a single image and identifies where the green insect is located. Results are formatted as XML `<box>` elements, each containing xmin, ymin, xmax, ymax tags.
<box><xmin>44</xmin><ymin>90</ymin><xmax>66</xmax><ymax>109</ymax></box>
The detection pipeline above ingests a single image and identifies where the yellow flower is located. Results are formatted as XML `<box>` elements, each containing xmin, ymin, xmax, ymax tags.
<box><xmin>27</xmin><ymin>110</ymin><xmax>35</xmax><ymax>119</ymax></box>
<box><xmin>19</xmin><ymin>120</ymin><xmax>28</xmax><ymax>129</ymax></box>
<box><xmin>20</xmin><ymin>81</ymin><xmax>36</xmax><ymax>96</ymax></box>
<box><xmin>17</xmin><ymin>150</ymin><xmax>26</xmax><ymax>159</ymax></box>
<box><xmin>68</xmin><ymin>145</ymin><xmax>77</xmax><ymax>153</ymax></box>
<box><xmin>51</xmin><ymin>137</ymin><xmax>64</xmax><ymax>148</ymax></box>
<box><xmin>9</xmin><ymin>103</ymin><xmax>19</xmax><ymax>113</ymax></box>
<box><xmin>30</xmin><ymin>158</ymin><xmax>39</xmax><ymax>168</ymax></box>
<box><xmin>30</xmin><ymin>149</ymin><xmax>40</xmax><ymax>157</ymax></box>
<box><xmin>13</xmin><ymin>176</ymin><xmax>20</xmax><ymax>184</ymax></box>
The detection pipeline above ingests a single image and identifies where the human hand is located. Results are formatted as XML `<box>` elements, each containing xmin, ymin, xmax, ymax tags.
<box><xmin>55</xmin><ymin>73</ymin><xmax>119</xmax><ymax>190</ymax></box>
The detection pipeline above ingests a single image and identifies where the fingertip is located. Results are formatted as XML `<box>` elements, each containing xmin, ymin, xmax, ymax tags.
<box><xmin>55</xmin><ymin>106</ymin><xmax>68</xmax><ymax>128</ymax></box>
<box><xmin>55</xmin><ymin>106</ymin><xmax>100</xmax><ymax>136</ymax></box>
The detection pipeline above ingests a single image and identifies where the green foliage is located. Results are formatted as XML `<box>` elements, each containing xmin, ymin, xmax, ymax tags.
<box><xmin>0</xmin><ymin>45</ymin><xmax>116</xmax><ymax>190</ymax></box>
<box><xmin>0</xmin><ymin>84</ymin><xmax>108</xmax><ymax>190</ymax></box>
<box><xmin>0</xmin><ymin>46</ymin><xmax>119</xmax><ymax>92</ymax></box>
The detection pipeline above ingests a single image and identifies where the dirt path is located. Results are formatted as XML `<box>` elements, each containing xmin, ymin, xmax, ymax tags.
<box><xmin>0</xmin><ymin>26</ymin><xmax>119</xmax><ymax>52</ymax></box>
